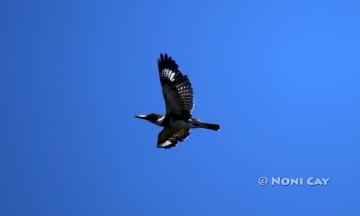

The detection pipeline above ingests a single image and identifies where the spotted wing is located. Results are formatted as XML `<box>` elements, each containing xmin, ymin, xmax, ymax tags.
<box><xmin>157</xmin><ymin>127</ymin><xmax>191</xmax><ymax>149</ymax></box>
<box><xmin>158</xmin><ymin>53</ymin><xmax>194</xmax><ymax>119</ymax></box>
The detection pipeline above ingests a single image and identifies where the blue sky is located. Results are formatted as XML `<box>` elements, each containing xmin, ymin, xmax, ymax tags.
<box><xmin>1</xmin><ymin>0</ymin><xmax>360</xmax><ymax>215</ymax></box>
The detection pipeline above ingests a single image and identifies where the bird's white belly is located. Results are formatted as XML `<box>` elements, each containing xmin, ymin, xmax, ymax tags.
<box><xmin>171</xmin><ymin>120</ymin><xmax>192</xmax><ymax>128</ymax></box>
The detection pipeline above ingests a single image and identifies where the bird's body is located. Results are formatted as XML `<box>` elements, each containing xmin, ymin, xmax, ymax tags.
<box><xmin>136</xmin><ymin>54</ymin><xmax>220</xmax><ymax>149</ymax></box>
<box><xmin>137</xmin><ymin>114</ymin><xmax>219</xmax><ymax>130</ymax></box>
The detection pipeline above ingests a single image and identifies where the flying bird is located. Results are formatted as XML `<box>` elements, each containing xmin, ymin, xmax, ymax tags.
<box><xmin>135</xmin><ymin>53</ymin><xmax>220</xmax><ymax>149</ymax></box>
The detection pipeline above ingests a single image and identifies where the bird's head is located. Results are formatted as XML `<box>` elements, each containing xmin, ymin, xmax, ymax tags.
<box><xmin>135</xmin><ymin>113</ymin><xmax>162</xmax><ymax>123</ymax></box>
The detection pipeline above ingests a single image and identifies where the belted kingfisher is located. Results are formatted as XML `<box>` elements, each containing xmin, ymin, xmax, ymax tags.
<box><xmin>135</xmin><ymin>53</ymin><xmax>220</xmax><ymax>149</ymax></box>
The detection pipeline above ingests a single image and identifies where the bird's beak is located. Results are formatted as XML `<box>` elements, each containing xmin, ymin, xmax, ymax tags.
<box><xmin>135</xmin><ymin>115</ymin><xmax>147</xmax><ymax>120</ymax></box>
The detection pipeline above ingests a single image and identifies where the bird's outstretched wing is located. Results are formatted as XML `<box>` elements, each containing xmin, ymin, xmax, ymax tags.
<box><xmin>158</xmin><ymin>53</ymin><xmax>194</xmax><ymax>119</ymax></box>
<box><xmin>157</xmin><ymin>127</ymin><xmax>191</xmax><ymax>149</ymax></box>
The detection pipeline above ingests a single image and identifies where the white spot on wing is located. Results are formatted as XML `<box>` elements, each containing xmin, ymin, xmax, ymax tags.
<box><xmin>169</xmin><ymin>72</ymin><xmax>175</xmax><ymax>81</ymax></box>
<box><xmin>162</xmin><ymin>69</ymin><xmax>176</xmax><ymax>82</ymax></box>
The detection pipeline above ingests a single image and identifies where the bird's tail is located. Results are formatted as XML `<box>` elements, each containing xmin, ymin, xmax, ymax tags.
<box><xmin>197</xmin><ymin>122</ymin><xmax>220</xmax><ymax>131</ymax></box>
